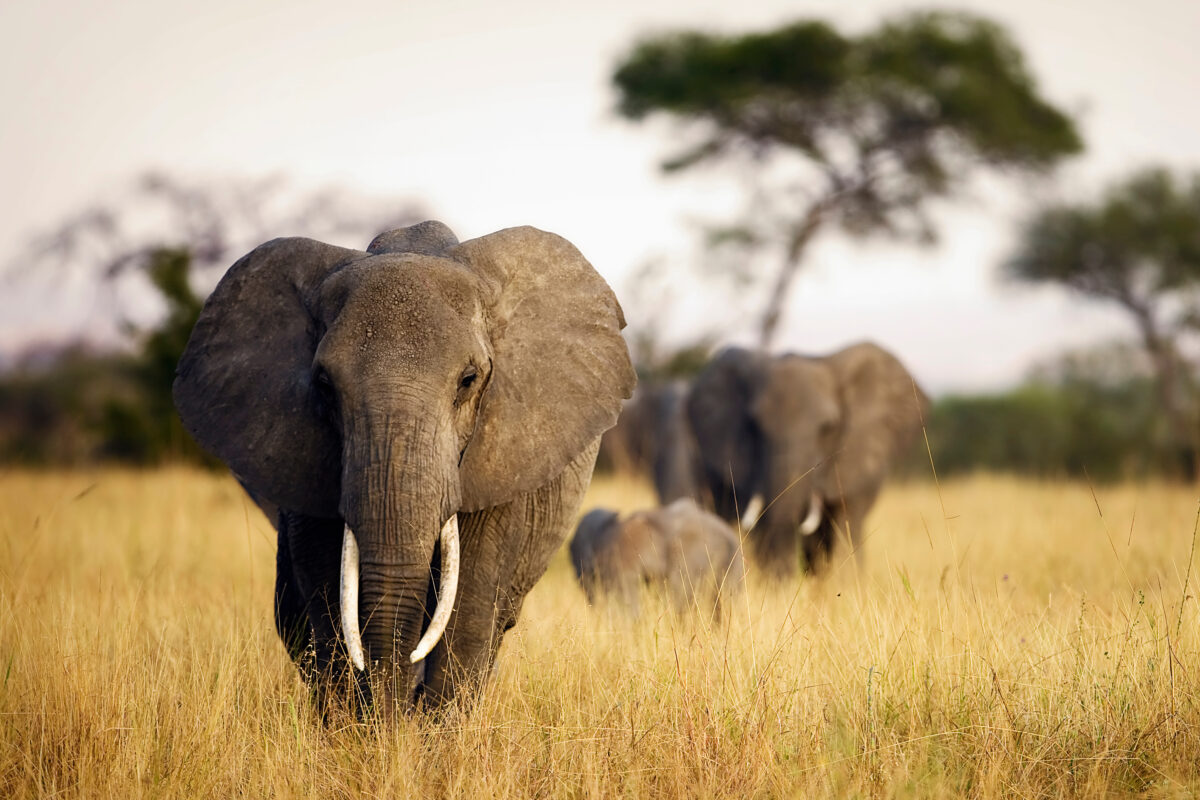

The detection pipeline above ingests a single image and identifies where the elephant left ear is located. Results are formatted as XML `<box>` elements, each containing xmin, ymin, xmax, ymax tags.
<box><xmin>826</xmin><ymin>342</ymin><xmax>929</xmax><ymax>499</ymax></box>
<box><xmin>449</xmin><ymin>227</ymin><xmax>637</xmax><ymax>511</ymax></box>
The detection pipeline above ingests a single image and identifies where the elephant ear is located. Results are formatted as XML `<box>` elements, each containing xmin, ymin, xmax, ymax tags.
<box><xmin>685</xmin><ymin>347</ymin><xmax>767</xmax><ymax>494</ymax></box>
<box><xmin>824</xmin><ymin>342</ymin><xmax>928</xmax><ymax>499</ymax></box>
<box><xmin>173</xmin><ymin>237</ymin><xmax>365</xmax><ymax>517</ymax></box>
<box><xmin>449</xmin><ymin>227</ymin><xmax>636</xmax><ymax>511</ymax></box>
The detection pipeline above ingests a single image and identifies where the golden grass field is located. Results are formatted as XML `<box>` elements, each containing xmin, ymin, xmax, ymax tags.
<box><xmin>2</xmin><ymin>467</ymin><xmax>1199</xmax><ymax>798</ymax></box>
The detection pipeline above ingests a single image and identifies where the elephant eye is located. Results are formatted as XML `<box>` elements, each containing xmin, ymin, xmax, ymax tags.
<box><xmin>458</xmin><ymin>365</ymin><xmax>478</xmax><ymax>392</ymax></box>
<box><xmin>311</xmin><ymin>366</ymin><xmax>338</xmax><ymax>418</ymax></box>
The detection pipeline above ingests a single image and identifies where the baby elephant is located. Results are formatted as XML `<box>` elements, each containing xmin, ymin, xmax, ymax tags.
<box><xmin>569</xmin><ymin>498</ymin><xmax>745</xmax><ymax>618</ymax></box>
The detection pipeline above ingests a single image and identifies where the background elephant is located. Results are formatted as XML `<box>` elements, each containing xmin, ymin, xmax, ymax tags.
<box><xmin>569</xmin><ymin>498</ymin><xmax>745</xmax><ymax>618</ymax></box>
<box><xmin>596</xmin><ymin>383</ymin><xmax>657</xmax><ymax>476</ymax></box>
<box><xmin>686</xmin><ymin>342</ymin><xmax>927</xmax><ymax>576</ymax></box>
<box><xmin>598</xmin><ymin>380</ymin><xmax>701</xmax><ymax>504</ymax></box>
<box><xmin>174</xmin><ymin>221</ymin><xmax>635</xmax><ymax>713</ymax></box>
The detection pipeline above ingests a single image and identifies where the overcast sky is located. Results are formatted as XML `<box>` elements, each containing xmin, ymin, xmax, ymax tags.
<box><xmin>3</xmin><ymin>0</ymin><xmax>1199</xmax><ymax>392</ymax></box>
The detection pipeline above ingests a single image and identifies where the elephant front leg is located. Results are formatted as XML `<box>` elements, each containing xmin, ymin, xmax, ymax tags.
<box><xmin>801</xmin><ymin>518</ymin><xmax>835</xmax><ymax>575</ymax></box>
<box><xmin>274</xmin><ymin>522</ymin><xmax>311</xmax><ymax>665</ymax></box>
<box><xmin>754</xmin><ymin>515</ymin><xmax>804</xmax><ymax>578</ymax></box>
<box><xmin>823</xmin><ymin>488</ymin><xmax>877</xmax><ymax>573</ymax></box>
<box><xmin>417</xmin><ymin>507</ymin><xmax>505</xmax><ymax>709</ymax></box>
<box><xmin>279</xmin><ymin>512</ymin><xmax>365</xmax><ymax>711</ymax></box>
<box><xmin>420</xmin><ymin>441</ymin><xmax>600</xmax><ymax>709</ymax></box>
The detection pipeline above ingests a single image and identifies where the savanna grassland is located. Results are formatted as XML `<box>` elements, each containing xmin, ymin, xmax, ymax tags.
<box><xmin>1</xmin><ymin>467</ymin><xmax>1199</xmax><ymax>798</ymax></box>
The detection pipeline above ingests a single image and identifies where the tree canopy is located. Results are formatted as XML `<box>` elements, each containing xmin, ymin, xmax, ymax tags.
<box><xmin>1006</xmin><ymin>167</ymin><xmax>1200</xmax><ymax>476</ymax></box>
<box><xmin>613</xmin><ymin>10</ymin><xmax>1082</xmax><ymax>346</ymax></box>
<box><xmin>1007</xmin><ymin>167</ymin><xmax>1200</xmax><ymax>308</ymax></box>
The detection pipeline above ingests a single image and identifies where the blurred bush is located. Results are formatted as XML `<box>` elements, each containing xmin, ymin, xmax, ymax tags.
<box><xmin>0</xmin><ymin>248</ymin><xmax>214</xmax><ymax>465</ymax></box>
<box><xmin>903</xmin><ymin>343</ymin><xmax>1180</xmax><ymax>481</ymax></box>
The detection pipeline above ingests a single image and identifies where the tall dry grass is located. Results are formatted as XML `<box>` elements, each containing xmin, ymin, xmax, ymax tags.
<box><xmin>1</xmin><ymin>467</ymin><xmax>1198</xmax><ymax>797</ymax></box>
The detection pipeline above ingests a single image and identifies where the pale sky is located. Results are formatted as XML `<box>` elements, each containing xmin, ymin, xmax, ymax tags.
<box><xmin>3</xmin><ymin>0</ymin><xmax>1199</xmax><ymax>393</ymax></box>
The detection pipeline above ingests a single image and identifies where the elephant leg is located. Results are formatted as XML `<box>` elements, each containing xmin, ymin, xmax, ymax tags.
<box><xmin>828</xmin><ymin>488</ymin><xmax>879</xmax><ymax>571</ymax></box>
<box><xmin>618</xmin><ymin>572</ymin><xmax>643</xmax><ymax>619</ymax></box>
<box><xmin>754</xmin><ymin>515</ymin><xmax>803</xmax><ymax>578</ymax></box>
<box><xmin>420</xmin><ymin>441</ymin><xmax>599</xmax><ymax>708</ymax></box>
<box><xmin>712</xmin><ymin>558</ymin><xmax>743</xmax><ymax>626</ymax></box>
<box><xmin>278</xmin><ymin>512</ymin><xmax>364</xmax><ymax>710</ymax></box>
<box><xmin>416</xmin><ymin>506</ymin><xmax>504</xmax><ymax>708</ymax></box>
<box><xmin>665</xmin><ymin>565</ymin><xmax>695</xmax><ymax>615</ymax></box>
<box><xmin>713</xmin><ymin>481</ymin><xmax>744</xmax><ymax>522</ymax></box>
<box><xmin>274</xmin><ymin>522</ymin><xmax>311</xmax><ymax>665</ymax></box>
<box><xmin>801</xmin><ymin>518</ymin><xmax>835</xmax><ymax>576</ymax></box>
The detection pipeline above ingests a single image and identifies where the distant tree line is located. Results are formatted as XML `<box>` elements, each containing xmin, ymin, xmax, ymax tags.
<box><xmin>1</xmin><ymin>248</ymin><xmax>249</xmax><ymax>464</ymax></box>
<box><xmin>907</xmin><ymin>344</ymin><xmax>1181</xmax><ymax>481</ymax></box>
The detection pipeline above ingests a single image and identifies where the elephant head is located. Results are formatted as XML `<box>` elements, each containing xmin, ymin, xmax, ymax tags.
<box><xmin>686</xmin><ymin>342</ymin><xmax>926</xmax><ymax>574</ymax></box>
<box><xmin>174</xmin><ymin>221</ymin><xmax>635</xmax><ymax>708</ymax></box>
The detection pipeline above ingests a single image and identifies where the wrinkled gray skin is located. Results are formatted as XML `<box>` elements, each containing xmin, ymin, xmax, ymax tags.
<box><xmin>598</xmin><ymin>380</ymin><xmax>701</xmax><ymax>504</ymax></box>
<box><xmin>173</xmin><ymin>221</ymin><xmax>635</xmax><ymax>713</ymax></box>
<box><xmin>686</xmin><ymin>343</ymin><xmax>927</xmax><ymax>577</ymax></box>
<box><xmin>569</xmin><ymin>498</ymin><xmax>745</xmax><ymax>619</ymax></box>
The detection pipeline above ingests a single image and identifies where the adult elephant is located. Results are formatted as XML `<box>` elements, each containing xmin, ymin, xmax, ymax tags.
<box><xmin>599</xmin><ymin>380</ymin><xmax>701</xmax><ymax>505</ymax></box>
<box><xmin>174</xmin><ymin>221</ymin><xmax>635</xmax><ymax>713</ymax></box>
<box><xmin>686</xmin><ymin>343</ymin><xmax>927</xmax><ymax>576</ymax></box>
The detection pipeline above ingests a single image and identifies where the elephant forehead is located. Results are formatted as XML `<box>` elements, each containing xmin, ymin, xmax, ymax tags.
<box><xmin>320</xmin><ymin>256</ymin><xmax>487</xmax><ymax>371</ymax></box>
<box><xmin>759</xmin><ymin>359</ymin><xmax>839</xmax><ymax>419</ymax></box>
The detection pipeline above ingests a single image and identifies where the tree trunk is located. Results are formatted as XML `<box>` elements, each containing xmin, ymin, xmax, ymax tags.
<box><xmin>757</xmin><ymin>202</ymin><xmax>827</xmax><ymax>351</ymax></box>
<box><xmin>1128</xmin><ymin>301</ymin><xmax>1198</xmax><ymax>480</ymax></box>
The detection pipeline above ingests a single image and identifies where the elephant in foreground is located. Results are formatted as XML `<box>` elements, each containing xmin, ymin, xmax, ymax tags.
<box><xmin>569</xmin><ymin>498</ymin><xmax>745</xmax><ymax>618</ymax></box>
<box><xmin>686</xmin><ymin>343</ymin><xmax>927</xmax><ymax>576</ymax></box>
<box><xmin>174</xmin><ymin>221</ymin><xmax>635</xmax><ymax>713</ymax></box>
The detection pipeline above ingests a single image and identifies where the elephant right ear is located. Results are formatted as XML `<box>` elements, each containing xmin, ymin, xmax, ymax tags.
<box><xmin>173</xmin><ymin>237</ymin><xmax>363</xmax><ymax>517</ymax></box>
<box><xmin>448</xmin><ymin>227</ymin><xmax>636</xmax><ymax>511</ymax></box>
<box><xmin>824</xmin><ymin>342</ymin><xmax>929</xmax><ymax>499</ymax></box>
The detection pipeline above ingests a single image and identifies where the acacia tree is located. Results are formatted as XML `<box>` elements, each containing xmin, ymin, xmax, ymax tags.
<box><xmin>613</xmin><ymin>10</ymin><xmax>1082</xmax><ymax>347</ymax></box>
<box><xmin>1006</xmin><ymin>167</ymin><xmax>1200</xmax><ymax>476</ymax></box>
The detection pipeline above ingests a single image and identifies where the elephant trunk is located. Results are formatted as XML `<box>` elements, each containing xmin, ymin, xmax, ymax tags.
<box><xmin>340</xmin><ymin>516</ymin><xmax>459</xmax><ymax>672</ymax></box>
<box><xmin>754</xmin><ymin>452</ymin><xmax>825</xmax><ymax>574</ymax></box>
<box><xmin>338</xmin><ymin>419</ymin><xmax>461</xmax><ymax>710</ymax></box>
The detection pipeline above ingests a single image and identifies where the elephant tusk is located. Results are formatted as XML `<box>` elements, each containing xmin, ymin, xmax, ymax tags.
<box><xmin>739</xmin><ymin>495</ymin><xmax>763</xmax><ymax>530</ymax></box>
<box><xmin>340</xmin><ymin>525</ymin><xmax>366</xmax><ymax>671</ymax></box>
<box><xmin>410</xmin><ymin>514</ymin><xmax>460</xmax><ymax>664</ymax></box>
<box><xmin>799</xmin><ymin>492</ymin><xmax>823</xmax><ymax>536</ymax></box>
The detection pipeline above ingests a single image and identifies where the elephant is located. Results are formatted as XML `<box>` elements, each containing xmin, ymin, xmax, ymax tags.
<box><xmin>596</xmin><ymin>382</ymin><xmax>658</xmax><ymax>476</ymax></box>
<box><xmin>569</xmin><ymin>498</ymin><xmax>745</xmax><ymax>619</ymax></box>
<box><xmin>597</xmin><ymin>380</ymin><xmax>701</xmax><ymax>504</ymax></box>
<box><xmin>685</xmin><ymin>342</ymin><xmax>927</xmax><ymax>577</ymax></box>
<box><xmin>173</xmin><ymin>220</ymin><xmax>636</xmax><ymax>713</ymax></box>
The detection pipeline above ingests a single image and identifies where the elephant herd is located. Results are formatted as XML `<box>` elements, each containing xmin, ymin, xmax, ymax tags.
<box><xmin>598</xmin><ymin>342</ymin><xmax>929</xmax><ymax>580</ymax></box>
<box><xmin>173</xmin><ymin>221</ymin><xmax>926</xmax><ymax>716</ymax></box>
